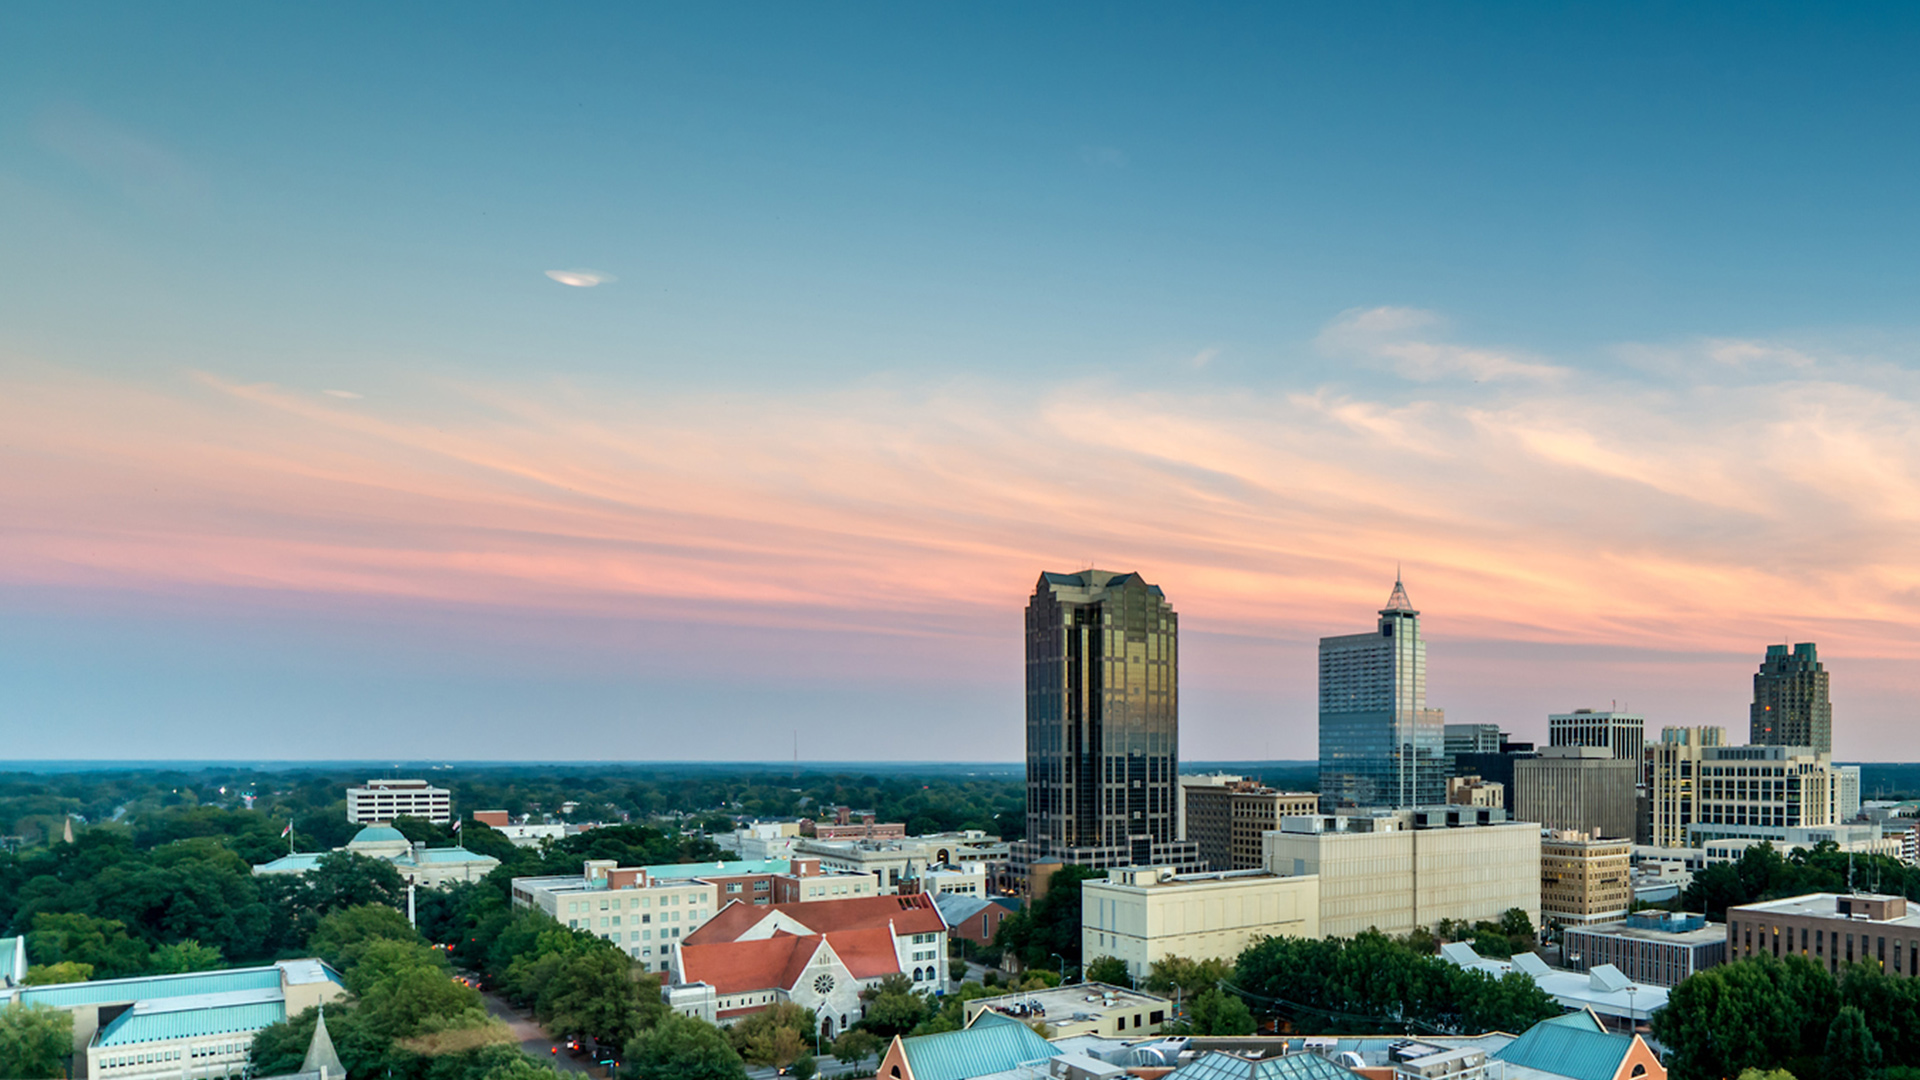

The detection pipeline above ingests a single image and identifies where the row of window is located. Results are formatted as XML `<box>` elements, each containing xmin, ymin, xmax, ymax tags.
<box><xmin>568</xmin><ymin>892</ymin><xmax>703</xmax><ymax>913</ymax></box>
<box><xmin>99</xmin><ymin>1040</ymin><xmax>246</xmax><ymax>1072</ymax></box>
<box><xmin>577</xmin><ymin>922</ymin><xmax>683</xmax><ymax>942</ymax></box>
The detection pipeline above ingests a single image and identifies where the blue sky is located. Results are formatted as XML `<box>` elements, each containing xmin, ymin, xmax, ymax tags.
<box><xmin>4</xmin><ymin>4</ymin><xmax>1919</xmax><ymax>759</ymax></box>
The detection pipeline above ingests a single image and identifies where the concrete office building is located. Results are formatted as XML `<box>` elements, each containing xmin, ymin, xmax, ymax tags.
<box><xmin>1751</xmin><ymin>642</ymin><xmax>1832</xmax><ymax>756</ymax></box>
<box><xmin>346</xmin><ymin>778</ymin><xmax>451</xmax><ymax>825</ymax></box>
<box><xmin>1834</xmin><ymin>765</ymin><xmax>1862</xmax><ymax>823</ymax></box>
<box><xmin>1319</xmin><ymin>576</ymin><xmax>1445</xmax><ymax>809</ymax></box>
<box><xmin>1014</xmin><ymin>570</ymin><xmax>1200</xmax><ymax>876</ymax></box>
<box><xmin>1447</xmin><ymin>776</ymin><xmax>1505</xmax><ymax>809</ymax></box>
<box><xmin>1180</xmin><ymin>779</ymin><xmax>1318</xmax><ymax>871</ymax></box>
<box><xmin>1548</xmin><ymin>711</ymin><xmax>1646</xmax><ymax>762</ymax></box>
<box><xmin>1540</xmin><ymin>833</ymin><xmax>1632</xmax><ymax>927</ymax></box>
<box><xmin>1562</xmin><ymin>912</ymin><xmax>1727</xmax><ymax>988</ymax></box>
<box><xmin>1262</xmin><ymin>809</ymin><xmax>1540</xmax><ymax>939</ymax></box>
<box><xmin>1081</xmin><ymin>866</ymin><xmax>1320</xmax><ymax>979</ymax></box>
<box><xmin>1727</xmin><ymin>893</ymin><xmax>1920</xmax><ymax>976</ymax></box>
<box><xmin>1690</xmin><ymin>744</ymin><xmax>1838</xmax><ymax>845</ymax></box>
<box><xmin>1453</xmin><ymin>736</ymin><xmax>1537</xmax><ymax>816</ymax></box>
<box><xmin>1515</xmin><ymin>747</ymin><xmax>1638</xmax><ymax>840</ymax></box>
<box><xmin>1643</xmin><ymin>727</ymin><xmax>1725</xmax><ymax>849</ymax></box>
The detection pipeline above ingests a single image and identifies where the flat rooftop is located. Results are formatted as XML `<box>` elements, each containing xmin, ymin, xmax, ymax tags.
<box><xmin>1734</xmin><ymin>892</ymin><xmax>1920</xmax><ymax>927</ymax></box>
<box><xmin>1565</xmin><ymin>921</ymin><xmax>1727</xmax><ymax>946</ymax></box>
<box><xmin>966</xmin><ymin>982</ymin><xmax>1170</xmax><ymax>1019</ymax></box>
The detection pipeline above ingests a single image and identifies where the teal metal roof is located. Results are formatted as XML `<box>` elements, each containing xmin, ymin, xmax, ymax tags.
<box><xmin>254</xmin><ymin>853</ymin><xmax>326</xmax><ymax>874</ymax></box>
<box><xmin>19</xmin><ymin>967</ymin><xmax>282</xmax><ymax>1009</ymax></box>
<box><xmin>900</xmin><ymin>1016</ymin><xmax>1054</xmax><ymax>1080</ymax></box>
<box><xmin>1492</xmin><ymin>1017</ymin><xmax>1634</xmax><ymax>1080</ymax></box>
<box><xmin>398</xmin><ymin>846</ymin><xmax>496</xmax><ymax>864</ymax></box>
<box><xmin>97</xmin><ymin>998</ymin><xmax>286</xmax><ymax>1047</ymax></box>
<box><xmin>350</xmin><ymin>825</ymin><xmax>407</xmax><ymax>844</ymax></box>
<box><xmin>1166</xmin><ymin>1051</ymin><xmax>1358</xmax><ymax>1080</ymax></box>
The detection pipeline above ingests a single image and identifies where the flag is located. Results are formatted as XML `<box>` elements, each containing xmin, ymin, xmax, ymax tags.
<box><xmin>281</xmin><ymin>822</ymin><xmax>293</xmax><ymax>838</ymax></box>
<box><xmin>451</xmin><ymin>819</ymin><xmax>462</xmax><ymax>833</ymax></box>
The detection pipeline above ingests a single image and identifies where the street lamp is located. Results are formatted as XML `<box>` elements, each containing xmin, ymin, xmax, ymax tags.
<box><xmin>1625</xmin><ymin>986</ymin><xmax>1638</xmax><ymax>1034</ymax></box>
<box><xmin>1050</xmin><ymin>953</ymin><xmax>1066</xmax><ymax>984</ymax></box>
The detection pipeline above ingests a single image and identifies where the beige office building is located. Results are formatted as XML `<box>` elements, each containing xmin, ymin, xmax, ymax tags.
<box><xmin>1691</xmin><ymin>744</ymin><xmax>1838</xmax><ymax>845</ymax></box>
<box><xmin>1447</xmin><ymin>776</ymin><xmax>1505</xmax><ymax>809</ymax></box>
<box><xmin>1515</xmin><ymin>746</ymin><xmax>1638</xmax><ymax>841</ymax></box>
<box><xmin>1540</xmin><ymin>833</ymin><xmax>1632</xmax><ymax>927</ymax></box>
<box><xmin>1262</xmin><ymin>810</ymin><xmax>1540</xmax><ymax>939</ymax></box>
<box><xmin>1180</xmin><ymin>778</ymin><xmax>1319</xmax><ymax>870</ymax></box>
<box><xmin>1081</xmin><ymin>867</ymin><xmax>1319</xmax><ymax>980</ymax></box>
<box><xmin>1644</xmin><ymin>727</ymin><xmax>1724</xmax><ymax>849</ymax></box>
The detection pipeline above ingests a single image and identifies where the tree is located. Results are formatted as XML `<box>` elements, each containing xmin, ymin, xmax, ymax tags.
<box><xmin>790</xmin><ymin>1052</ymin><xmax>818</xmax><ymax>1080</ymax></box>
<box><xmin>27</xmin><ymin>912</ymin><xmax>151</xmax><ymax>978</ymax></box>
<box><xmin>831</xmin><ymin>1028</ymin><xmax>884</xmax><ymax>1065</ymax></box>
<box><xmin>304</xmin><ymin>852</ymin><xmax>407</xmax><ymax>918</ymax></box>
<box><xmin>992</xmin><ymin>865</ymin><xmax>1102</xmax><ymax>971</ymax></box>
<box><xmin>1735</xmin><ymin>1072</ymin><xmax>1798</xmax><ymax>1080</ymax></box>
<box><xmin>543</xmin><ymin>947</ymin><xmax>652</xmax><ymax>1049</ymax></box>
<box><xmin>1084</xmin><ymin>955</ymin><xmax>1131</xmax><ymax>986</ymax></box>
<box><xmin>1186</xmin><ymin>988</ymin><xmax>1256</xmax><ymax>1035</ymax></box>
<box><xmin>24</xmin><ymin>961</ymin><xmax>93</xmax><ymax>985</ymax></box>
<box><xmin>860</xmin><ymin>973</ymin><xmax>932</xmax><ymax>1037</ymax></box>
<box><xmin>626</xmin><ymin>1013</ymin><xmax>747</xmax><ymax>1080</ymax></box>
<box><xmin>1823</xmin><ymin>1005</ymin><xmax>1881</xmax><ymax>1080</ymax></box>
<box><xmin>309</xmin><ymin>903</ymin><xmax>421</xmax><ymax>969</ymax></box>
<box><xmin>0</xmin><ymin>1002</ymin><xmax>73</xmax><ymax>1079</ymax></box>
<box><xmin>728</xmin><ymin>1002</ymin><xmax>817</xmax><ymax>1067</ymax></box>
<box><xmin>1146</xmin><ymin>956</ymin><xmax>1233</xmax><ymax>1001</ymax></box>
<box><xmin>149</xmin><ymin>939</ymin><xmax>224</xmax><ymax>973</ymax></box>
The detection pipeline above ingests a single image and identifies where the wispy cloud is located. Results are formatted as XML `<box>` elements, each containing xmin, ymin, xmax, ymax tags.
<box><xmin>545</xmin><ymin>269</ymin><xmax>616</xmax><ymax>287</ymax></box>
<box><xmin>1318</xmin><ymin>306</ymin><xmax>1566</xmax><ymax>382</ymax></box>
<box><xmin>323</xmin><ymin>389</ymin><xmax>362</xmax><ymax>399</ymax></box>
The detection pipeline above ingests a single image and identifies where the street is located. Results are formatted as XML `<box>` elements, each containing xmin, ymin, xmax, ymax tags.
<box><xmin>481</xmin><ymin>989</ymin><xmax>599</xmax><ymax>1075</ymax></box>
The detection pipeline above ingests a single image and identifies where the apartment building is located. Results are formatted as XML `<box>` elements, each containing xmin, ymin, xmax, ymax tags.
<box><xmin>1082</xmin><ymin>866</ymin><xmax>1320</xmax><ymax>979</ymax></box>
<box><xmin>1262</xmin><ymin>809</ymin><xmax>1541</xmax><ymax>939</ymax></box>
<box><xmin>1539</xmin><ymin>833</ymin><xmax>1632</xmax><ymax>928</ymax></box>
<box><xmin>345</xmin><ymin>778</ymin><xmax>451</xmax><ymax>825</ymax></box>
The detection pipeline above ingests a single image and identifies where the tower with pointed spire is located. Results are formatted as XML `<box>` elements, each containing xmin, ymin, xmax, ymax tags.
<box><xmin>1317</xmin><ymin>573</ymin><xmax>1446</xmax><ymax>809</ymax></box>
<box><xmin>302</xmin><ymin>1006</ymin><xmax>346</xmax><ymax>1080</ymax></box>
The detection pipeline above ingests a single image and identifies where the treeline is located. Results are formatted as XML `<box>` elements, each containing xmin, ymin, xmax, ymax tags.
<box><xmin>1683</xmin><ymin>841</ymin><xmax>1920</xmax><ymax>921</ymax></box>
<box><xmin>1652</xmin><ymin>954</ymin><xmax>1920</xmax><ymax>1080</ymax></box>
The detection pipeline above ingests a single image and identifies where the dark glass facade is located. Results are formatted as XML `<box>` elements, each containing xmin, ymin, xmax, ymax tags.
<box><xmin>1016</xmin><ymin>569</ymin><xmax>1199</xmax><ymax>874</ymax></box>
<box><xmin>1750</xmin><ymin>642</ymin><xmax>1831</xmax><ymax>755</ymax></box>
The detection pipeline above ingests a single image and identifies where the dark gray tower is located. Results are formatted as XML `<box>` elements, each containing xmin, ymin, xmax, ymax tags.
<box><xmin>1014</xmin><ymin>570</ymin><xmax>1201</xmax><ymax>876</ymax></box>
<box><xmin>1750</xmin><ymin>643</ymin><xmax>1832</xmax><ymax>755</ymax></box>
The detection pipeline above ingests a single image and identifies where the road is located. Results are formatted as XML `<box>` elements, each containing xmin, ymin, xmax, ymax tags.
<box><xmin>482</xmin><ymin>989</ymin><xmax>599</xmax><ymax>1075</ymax></box>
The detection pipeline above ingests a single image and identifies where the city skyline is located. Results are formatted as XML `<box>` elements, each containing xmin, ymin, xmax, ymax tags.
<box><xmin>5</xmin><ymin>7</ymin><xmax>1920</xmax><ymax>762</ymax></box>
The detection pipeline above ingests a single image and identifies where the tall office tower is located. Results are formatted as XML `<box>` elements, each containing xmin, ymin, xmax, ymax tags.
<box><xmin>1751</xmin><ymin>643</ymin><xmax>1831</xmax><ymax>755</ymax></box>
<box><xmin>1514</xmin><ymin>747</ymin><xmax>1639</xmax><ymax>839</ymax></box>
<box><xmin>1445</xmin><ymin>724</ymin><xmax>1503</xmax><ymax>759</ymax></box>
<box><xmin>1644</xmin><ymin>726</ymin><xmax>1725</xmax><ymax>848</ymax></box>
<box><xmin>1548</xmin><ymin>710</ymin><xmax>1646</xmax><ymax>762</ymax></box>
<box><xmin>1014</xmin><ymin>570</ymin><xmax>1202</xmax><ymax>877</ymax></box>
<box><xmin>1319</xmin><ymin>575</ymin><xmax>1445</xmax><ymax>809</ymax></box>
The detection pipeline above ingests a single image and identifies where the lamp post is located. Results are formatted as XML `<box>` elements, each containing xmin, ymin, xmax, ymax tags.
<box><xmin>1050</xmin><ymin>953</ymin><xmax>1066</xmax><ymax>984</ymax></box>
<box><xmin>1625</xmin><ymin>986</ymin><xmax>1637</xmax><ymax>1034</ymax></box>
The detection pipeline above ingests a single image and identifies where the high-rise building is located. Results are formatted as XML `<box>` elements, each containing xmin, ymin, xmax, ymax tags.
<box><xmin>1644</xmin><ymin>726</ymin><xmax>1725</xmax><ymax>849</ymax></box>
<box><xmin>1539</xmin><ymin>832</ymin><xmax>1633</xmax><ymax>927</ymax></box>
<box><xmin>1692</xmin><ymin>745</ymin><xmax>1839</xmax><ymax>844</ymax></box>
<box><xmin>1014</xmin><ymin>570</ymin><xmax>1201</xmax><ymax>876</ymax></box>
<box><xmin>1751</xmin><ymin>643</ymin><xmax>1832</xmax><ymax>756</ymax></box>
<box><xmin>1319</xmin><ymin>576</ymin><xmax>1444</xmax><ymax>809</ymax></box>
<box><xmin>1513</xmin><ymin>746</ymin><xmax>1638</xmax><ymax>840</ymax></box>
<box><xmin>1549</xmin><ymin>710</ymin><xmax>1646</xmax><ymax>762</ymax></box>
<box><xmin>1444</xmin><ymin>723</ymin><xmax>1502</xmax><ymax>759</ymax></box>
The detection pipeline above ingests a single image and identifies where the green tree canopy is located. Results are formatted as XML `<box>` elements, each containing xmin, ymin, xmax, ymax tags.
<box><xmin>859</xmin><ymin>973</ymin><xmax>933</xmax><ymax>1038</ymax></box>
<box><xmin>0</xmin><ymin>1003</ymin><xmax>74</xmax><ymax>1079</ymax></box>
<box><xmin>1823</xmin><ymin>1005</ymin><xmax>1881</xmax><ymax>1080</ymax></box>
<box><xmin>1083</xmin><ymin>955</ymin><xmax>1131</xmax><ymax>986</ymax></box>
<box><xmin>626</xmin><ymin>1013</ymin><xmax>747</xmax><ymax>1080</ymax></box>
<box><xmin>309</xmin><ymin>903</ymin><xmax>421</xmax><ymax>970</ymax></box>
<box><xmin>1186</xmin><ymin>988</ymin><xmax>1257</xmax><ymax>1035</ymax></box>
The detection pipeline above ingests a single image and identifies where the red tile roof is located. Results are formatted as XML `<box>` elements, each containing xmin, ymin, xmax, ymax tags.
<box><xmin>678</xmin><ymin>929</ymin><xmax>901</xmax><ymax>994</ymax></box>
<box><xmin>686</xmin><ymin>892</ymin><xmax>947</xmax><ymax>946</ymax></box>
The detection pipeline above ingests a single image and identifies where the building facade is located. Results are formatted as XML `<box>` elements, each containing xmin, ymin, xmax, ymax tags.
<box><xmin>1081</xmin><ymin>866</ymin><xmax>1320</xmax><ymax>979</ymax></box>
<box><xmin>1445</xmin><ymin>723</ymin><xmax>1503</xmax><ymax>759</ymax></box>
<box><xmin>1727</xmin><ymin>893</ymin><xmax>1920</xmax><ymax>976</ymax></box>
<box><xmin>1562</xmin><ymin>912</ymin><xmax>1727</xmax><ymax>987</ymax></box>
<box><xmin>1643</xmin><ymin>726</ymin><xmax>1725</xmax><ymax>849</ymax></box>
<box><xmin>1180</xmin><ymin>779</ymin><xmax>1318</xmax><ymax>871</ymax></box>
<box><xmin>1539</xmin><ymin>833</ymin><xmax>1632</xmax><ymax>927</ymax></box>
<box><xmin>1750</xmin><ymin>642</ymin><xmax>1832</xmax><ymax>756</ymax></box>
<box><xmin>1548</xmin><ymin>711</ymin><xmax>1646</xmax><ymax>762</ymax></box>
<box><xmin>1447</xmin><ymin>776</ymin><xmax>1505</xmax><ymax>808</ymax></box>
<box><xmin>1690</xmin><ymin>744</ymin><xmax>1838</xmax><ymax>844</ymax></box>
<box><xmin>345</xmin><ymin>778</ymin><xmax>451</xmax><ymax>825</ymax></box>
<box><xmin>1319</xmin><ymin>576</ymin><xmax>1445</xmax><ymax>810</ymax></box>
<box><xmin>1015</xmin><ymin>570</ymin><xmax>1199</xmax><ymax>875</ymax></box>
<box><xmin>1514</xmin><ymin>747</ymin><xmax>1638</xmax><ymax>841</ymax></box>
<box><xmin>511</xmin><ymin>857</ymin><xmax>876</xmax><ymax>973</ymax></box>
<box><xmin>253</xmin><ymin>824</ymin><xmax>499</xmax><ymax>887</ymax></box>
<box><xmin>1262</xmin><ymin>811</ymin><xmax>1541</xmax><ymax>939</ymax></box>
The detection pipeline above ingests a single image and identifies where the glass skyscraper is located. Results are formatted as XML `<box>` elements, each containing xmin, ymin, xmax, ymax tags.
<box><xmin>1318</xmin><ymin>576</ymin><xmax>1445</xmax><ymax>809</ymax></box>
<box><xmin>1750</xmin><ymin>642</ymin><xmax>1832</xmax><ymax>755</ymax></box>
<box><xmin>1013</xmin><ymin>569</ymin><xmax>1201</xmax><ymax>876</ymax></box>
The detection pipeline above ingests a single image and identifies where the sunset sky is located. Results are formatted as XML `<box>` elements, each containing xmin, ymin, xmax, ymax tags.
<box><xmin>5</xmin><ymin>4</ymin><xmax>1920</xmax><ymax>761</ymax></box>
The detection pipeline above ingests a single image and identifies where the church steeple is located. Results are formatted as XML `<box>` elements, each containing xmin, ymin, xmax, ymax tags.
<box><xmin>301</xmin><ymin>1006</ymin><xmax>346</xmax><ymax>1080</ymax></box>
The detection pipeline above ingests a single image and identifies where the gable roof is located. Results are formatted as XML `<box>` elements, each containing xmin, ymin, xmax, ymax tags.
<box><xmin>933</xmin><ymin>893</ymin><xmax>995</xmax><ymax>927</ymax></box>
<box><xmin>1492</xmin><ymin>1013</ymin><xmax>1637</xmax><ymax>1080</ymax></box>
<box><xmin>897</xmin><ymin>1016</ymin><xmax>1055</xmax><ymax>1080</ymax></box>
<box><xmin>678</xmin><ymin>928</ymin><xmax>902</xmax><ymax>995</ymax></box>
<box><xmin>687</xmin><ymin>892</ymin><xmax>946</xmax><ymax>945</ymax></box>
